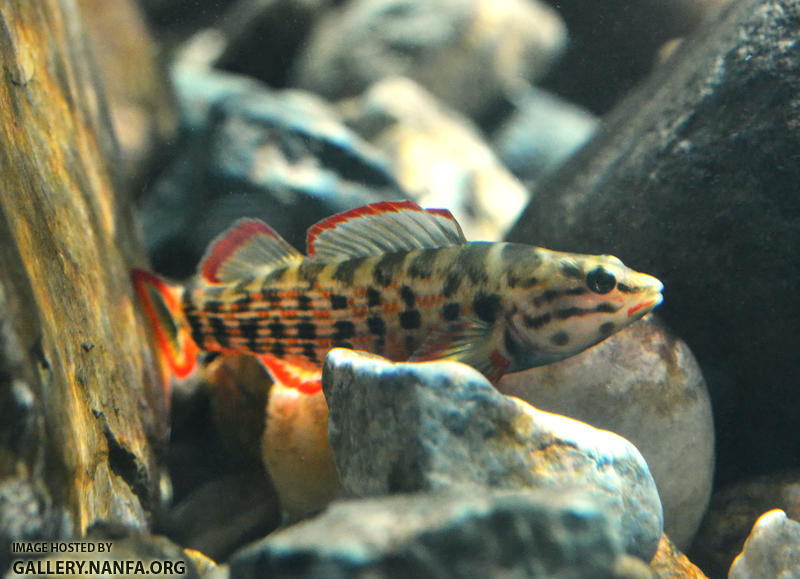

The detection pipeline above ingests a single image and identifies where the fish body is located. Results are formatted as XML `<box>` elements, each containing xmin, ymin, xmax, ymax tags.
<box><xmin>133</xmin><ymin>200</ymin><xmax>663</xmax><ymax>392</ymax></box>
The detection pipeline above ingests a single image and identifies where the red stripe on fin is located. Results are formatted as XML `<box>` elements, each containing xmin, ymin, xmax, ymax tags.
<box><xmin>257</xmin><ymin>354</ymin><xmax>322</xmax><ymax>394</ymax></box>
<box><xmin>200</xmin><ymin>218</ymin><xmax>302</xmax><ymax>284</ymax></box>
<box><xmin>132</xmin><ymin>269</ymin><xmax>198</xmax><ymax>379</ymax></box>
<box><xmin>306</xmin><ymin>200</ymin><xmax>467</xmax><ymax>260</ymax></box>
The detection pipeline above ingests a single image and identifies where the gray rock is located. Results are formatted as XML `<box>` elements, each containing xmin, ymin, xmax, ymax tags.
<box><xmin>229</xmin><ymin>489</ymin><xmax>640</xmax><ymax>579</ymax></box>
<box><xmin>497</xmin><ymin>316</ymin><xmax>713</xmax><ymax>551</ymax></box>
<box><xmin>138</xmin><ymin>67</ymin><xmax>405</xmax><ymax>277</ymax></box>
<box><xmin>322</xmin><ymin>350</ymin><xmax>663</xmax><ymax>562</ymax></box>
<box><xmin>291</xmin><ymin>0</ymin><xmax>566</xmax><ymax>119</ymax></box>
<box><xmin>729</xmin><ymin>509</ymin><xmax>800</xmax><ymax>578</ymax></box>
<box><xmin>491</xmin><ymin>86</ymin><xmax>598</xmax><ymax>186</ymax></box>
<box><xmin>340</xmin><ymin>76</ymin><xmax>529</xmax><ymax>240</ymax></box>
<box><xmin>507</xmin><ymin>0</ymin><xmax>800</xmax><ymax>488</ymax></box>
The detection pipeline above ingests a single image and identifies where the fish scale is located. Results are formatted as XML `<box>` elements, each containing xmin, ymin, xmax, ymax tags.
<box><xmin>132</xmin><ymin>200</ymin><xmax>663</xmax><ymax>392</ymax></box>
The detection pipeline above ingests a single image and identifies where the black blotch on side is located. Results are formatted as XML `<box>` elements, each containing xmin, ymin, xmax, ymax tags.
<box><xmin>407</xmin><ymin>249</ymin><xmax>438</xmax><ymax>279</ymax></box>
<box><xmin>596</xmin><ymin>303</ymin><xmax>620</xmax><ymax>314</ymax></box>
<box><xmin>297</xmin><ymin>295</ymin><xmax>313</xmax><ymax>310</ymax></box>
<box><xmin>565</xmin><ymin>287</ymin><xmax>588</xmax><ymax>296</ymax></box>
<box><xmin>231</xmin><ymin>293</ymin><xmax>252</xmax><ymax>310</ymax></box>
<box><xmin>533</xmin><ymin>289</ymin><xmax>560</xmax><ymax>307</ymax></box>
<box><xmin>367</xmin><ymin>316</ymin><xmax>386</xmax><ymax>335</ymax></box>
<box><xmin>556</xmin><ymin>307</ymin><xmax>586</xmax><ymax>320</ymax></box>
<box><xmin>400</xmin><ymin>286</ymin><xmax>416</xmax><ymax>308</ymax></box>
<box><xmin>441</xmin><ymin>303</ymin><xmax>460</xmax><ymax>321</ymax></box>
<box><xmin>302</xmin><ymin>342</ymin><xmax>318</xmax><ymax>363</ymax></box>
<box><xmin>264</xmin><ymin>289</ymin><xmax>282</xmax><ymax>306</ymax></box>
<box><xmin>333</xmin><ymin>321</ymin><xmax>356</xmax><ymax>341</ymax></box>
<box><xmin>399</xmin><ymin>310</ymin><xmax>421</xmax><ymax>330</ymax></box>
<box><xmin>366</xmin><ymin>288</ymin><xmax>382</xmax><ymax>307</ymax></box>
<box><xmin>559</xmin><ymin>261</ymin><xmax>583</xmax><ymax>279</ymax></box>
<box><xmin>270</xmin><ymin>341</ymin><xmax>286</xmax><ymax>357</ymax></box>
<box><xmin>333</xmin><ymin>258</ymin><xmax>364</xmax><ymax>285</ymax></box>
<box><xmin>442</xmin><ymin>271</ymin><xmax>463</xmax><ymax>298</ymax></box>
<box><xmin>210</xmin><ymin>316</ymin><xmax>229</xmax><ymax>348</ymax></box>
<box><xmin>373</xmin><ymin>252</ymin><xmax>406</xmax><ymax>287</ymax></box>
<box><xmin>205</xmin><ymin>300</ymin><xmax>224</xmax><ymax>313</ymax></box>
<box><xmin>330</xmin><ymin>294</ymin><xmax>348</xmax><ymax>310</ymax></box>
<box><xmin>473</xmin><ymin>293</ymin><xmax>501</xmax><ymax>324</ymax></box>
<box><xmin>501</xmin><ymin>244</ymin><xmax>543</xmax><ymax>288</ymax></box>
<box><xmin>296</xmin><ymin>322</ymin><xmax>316</xmax><ymax>340</ymax></box>
<box><xmin>239</xmin><ymin>318</ymin><xmax>260</xmax><ymax>348</ymax></box>
<box><xmin>459</xmin><ymin>243</ymin><xmax>491</xmax><ymax>285</ymax></box>
<box><xmin>268</xmin><ymin>320</ymin><xmax>286</xmax><ymax>339</ymax></box>
<box><xmin>550</xmin><ymin>331</ymin><xmax>570</xmax><ymax>346</ymax></box>
<box><xmin>298</xmin><ymin>261</ymin><xmax>326</xmax><ymax>285</ymax></box>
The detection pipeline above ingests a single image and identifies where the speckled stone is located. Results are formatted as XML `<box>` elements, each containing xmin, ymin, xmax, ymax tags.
<box><xmin>497</xmin><ymin>316</ymin><xmax>713</xmax><ymax>550</ymax></box>
<box><xmin>229</xmin><ymin>489</ymin><xmax>641</xmax><ymax>579</ymax></box>
<box><xmin>322</xmin><ymin>349</ymin><xmax>663</xmax><ymax>562</ymax></box>
<box><xmin>291</xmin><ymin>0</ymin><xmax>566</xmax><ymax>119</ymax></box>
<box><xmin>728</xmin><ymin>509</ymin><xmax>800</xmax><ymax>578</ymax></box>
<box><xmin>340</xmin><ymin>76</ymin><xmax>529</xmax><ymax>240</ymax></box>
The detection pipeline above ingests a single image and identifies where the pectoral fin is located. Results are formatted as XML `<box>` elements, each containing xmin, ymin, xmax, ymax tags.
<box><xmin>409</xmin><ymin>319</ymin><xmax>509</xmax><ymax>383</ymax></box>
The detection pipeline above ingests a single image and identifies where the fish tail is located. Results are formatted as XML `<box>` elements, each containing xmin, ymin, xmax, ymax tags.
<box><xmin>131</xmin><ymin>268</ymin><xmax>199</xmax><ymax>379</ymax></box>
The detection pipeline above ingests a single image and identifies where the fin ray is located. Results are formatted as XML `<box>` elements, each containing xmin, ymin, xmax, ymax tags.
<box><xmin>200</xmin><ymin>219</ymin><xmax>302</xmax><ymax>284</ymax></box>
<box><xmin>307</xmin><ymin>200</ymin><xmax>467</xmax><ymax>260</ymax></box>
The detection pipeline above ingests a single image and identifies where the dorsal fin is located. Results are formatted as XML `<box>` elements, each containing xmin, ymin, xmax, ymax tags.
<box><xmin>306</xmin><ymin>200</ymin><xmax>467</xmax><ymax>260</ymax></box>
<box><xmin>199</xmin><ymin>218</ymin><xmax>302</xmax><ymax>284</ymax></box>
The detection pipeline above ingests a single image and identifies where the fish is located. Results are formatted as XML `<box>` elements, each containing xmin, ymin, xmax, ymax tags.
<box><xmin>132</xmin><ymin>200</ymin><xmax>663</xmax><ymax>393</ymax></box>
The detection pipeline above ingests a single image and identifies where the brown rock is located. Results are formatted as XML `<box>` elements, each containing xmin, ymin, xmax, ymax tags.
<box><xmin>0</xmin><ymin>0</ymin><xmax>167</xmax><ymax>562</ymax></box>
<box><xmin>650</xmin><ymin>533</ymin><xmax>708</xmax><ymax>578</ymax></box>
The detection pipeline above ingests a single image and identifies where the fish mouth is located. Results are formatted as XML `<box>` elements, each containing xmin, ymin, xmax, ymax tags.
<box><xmin>627</xmin><ymin>280</ymin><xmax>664</xmax><ymax>319</ymax></box>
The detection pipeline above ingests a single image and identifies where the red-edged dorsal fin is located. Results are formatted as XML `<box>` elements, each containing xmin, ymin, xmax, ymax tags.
<box><xmin>199</xmin><ymin>218</ymin><xmax>302</xmax><ymax>284</ymax></box>
<box><xmin>306</xmin><ymin>200</ymin><xmax>467</xmax><ymax>260</ymax></box>
<box><xmin>132</xmin><ymin>269</ymin><xmax>199</xmax><ymax>380</ymax></box>
<box><xmin>257</xmin><ymin>354</ymin><xmax>322</xmax><ymax>395</ymax></box>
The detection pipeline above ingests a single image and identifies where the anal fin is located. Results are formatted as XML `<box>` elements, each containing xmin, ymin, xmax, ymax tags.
<box><xmin>409</xmin><ymin>319</ymin><xmax>509</xmax><ymax>383</ymax></box>
<box><xmin>257</xmin><ymin>354</ymin><xmax>323</xmax><ymax>395</ymax></box>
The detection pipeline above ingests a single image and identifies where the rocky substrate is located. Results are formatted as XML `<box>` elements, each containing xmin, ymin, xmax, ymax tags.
<box><xmin>2</xmin><ymin>0</ymin><xmax>799</xmax><ymax>578</ymax></box>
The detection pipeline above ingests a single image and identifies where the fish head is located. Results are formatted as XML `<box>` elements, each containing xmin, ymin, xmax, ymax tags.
<box><xmin>503</xmin><ymin>250</ymin><xmax>663</xmax><ymax>372</ymax></box>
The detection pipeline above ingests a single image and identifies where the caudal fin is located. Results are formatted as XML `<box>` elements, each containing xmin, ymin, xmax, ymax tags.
<box><xmin>131</xmin><ymin>269</ymin><xmax>198</xmax><ymax>379</ymax></box>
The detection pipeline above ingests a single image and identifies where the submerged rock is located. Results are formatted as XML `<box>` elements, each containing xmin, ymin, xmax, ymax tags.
<box><xmin>508</xmin><ymin>0</ymin><xmax>800</xmax><ymax>489</ymax></box>
<box><xmin>322</xmin><ymin>349</ymin><xmax>663</xmax><ymax>562</ymax></box>
<box><xmin>229</xmin><ymin>489</ymin><xmax>645</xmax><ymax>578</ymax></box>
<box><xmin>649</xmin><ymin>534</ymin><xmax>708</xmax><ymax>578</ymax></box>
<box><xmin>728</xmin><ymin>509</ymin><xmax>800</xmax><ymax>578</ymax></box>
<box><xmin>498</xmin><ymin>316</ymin><xmax>713</xmax><ymax>550</ymax></box>
<box><xmin>340</xmin><ymin>76</ymin><xmax>529</xmax><ymax>240</ymax></box>
<box><xmin>291</xmin><ymin>0</ymin><xmax>567</xmax><ymax>119</ymax></box>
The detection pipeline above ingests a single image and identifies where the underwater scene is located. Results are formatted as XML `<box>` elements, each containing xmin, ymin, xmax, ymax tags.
<box><xmin>0</xmin><ymin>0</ymin><xmax>798</xmax><ymax>577</ymax></box>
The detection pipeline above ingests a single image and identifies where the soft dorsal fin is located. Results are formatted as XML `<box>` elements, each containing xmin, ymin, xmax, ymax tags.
<box><xmin>306</xmin><ymin>200</ymin><xmax>467</xmax><ymax>260</ymax></box>
<box><xmin>200</xmin><ymin>218</ymin><xmax>302</xmax><ymax>284</ymax></box>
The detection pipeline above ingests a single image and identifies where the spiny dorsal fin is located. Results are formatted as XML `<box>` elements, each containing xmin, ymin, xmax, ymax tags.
<box><xmin>306</xmin><ymin>200</ymin><xmax>467</xmax><ymax>261</ymax></box>
<box><xmin>200</xmin><ymin>218</ymin><xmax>302</xmax><ymax>284</ymax></box>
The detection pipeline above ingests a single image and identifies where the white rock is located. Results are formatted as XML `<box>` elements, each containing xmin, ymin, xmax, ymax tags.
<box><xmin>729</xmin><ymin>509</ymin><xmax>800</xmax><ymax>578</ymax></box>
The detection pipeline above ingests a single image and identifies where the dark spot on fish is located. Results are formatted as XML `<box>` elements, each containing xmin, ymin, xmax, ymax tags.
<box><xmin>442</xmin><ymin>270</ymin><xmax>463</xmax><ymax>298</ymax></box>
<box><xmin>366</xmin><ymin>287</ymin><xmax>382</xmax><ymax>307</ymax></box>
<box><xmin>459</xmin><ymin>243</ymin><xmax>491</xmax><ymax>285</ymax></box>
<box><xmin>296</xmin><ymin>322</ymin><xmax>316</xmax><ymax>340</ymax></box>
<box><xmin>298</xmin><ymin>261</ymin><xmax>326</xmax><ymax>285</ymax></box>
<box><xmin>330</xmin><ymin>294</ymin><xmax>348</xmax><ymax>310</ymax></box>
<box><xmin>599</xmin><ymin>322</ymin><xmax>616</xmax><ymax>336</ymax></box>
<box><xmin>617</xmin><ymin>283</ymin><xmax>633</xmax><ymax>294</ymax></box>
<box><xmin>209</xmin><ymin>316</ymin><xmax>229</xmax><ymax>348</ymax></box>
<box><xmin>550</xmin><ymin>331</ymin><xmax>570</xmax><ymax>346</ymax></box>
<box><xmin>205</xmin><ymin>300</ymin><xmax>224</xmax><ymax>313</ymax></box>
<box><xmin>231</xmin><ymin>294</ymin><xmax>252</xmax><ymax>310</ymax></box>
<box><xmin>503</xmin><ymin>327</ymin><xmax>521</xmax><ymax>359</ymax></box>
<box><xmin>400</xmin><ymin>286</ymin><xmax>416</xmax><ymax>308</ymax></box>
<box><xmin>264</xmin><ymin>289</ymin><xmax>282</xmax><ymax>306</ymax></box>
<box><xmin>441</xmin><ymin>303</ymin><xmax>460</xmax><ymax>321</ymax></box>
<box><xmin>533</xmin><ymin>289</ymin><xmax>559</xmax><ymax>307</ymax></box>
<box><xmin>523</xmin><ymin>312</ymin><xmax>551</xmax><ymax>329</ymax></box>
<box><xmin>270</xmin><ymin>341</ymin><xmax>285</xmax><ymax>357</ymax></box>
<box><xmin>333</xmin><ymin>258</ymin><xmax>364</xmax><ymax>285</ymax></box>
<box><xmin>81</xmin><ymin>342</ymin><xmax>94</xmax><ymax>353</ymax></box>
<box><xmin>333</xmin><ymin>341</ymin><xmax>354</xmax><ymax>349</ymax></box>
<box><xmin>501</xmin><ymin>244</ymin><xmax>543</xmax><ymax>288</ymax></box>
<box><xmin>596</xmin><ymin>303</ymin><xmax>620</xmax><ymax>314</ymax></box>
<box><xmin>297</xmin><ymin>295</ymin><xmax>313</xmax><ymax>310</ymax></box>
<box><xmin>268</xmin><ymin>320</ymin><xmax>286</xmax><ymax>339</ymax></box>
<box><xmin>399</xmin><ymin>310</ymin><xmax>421</xmax><ymax>330</ymax></box>
<box><xmin>186</xmin><ymin>313</ymin><xmax>204</xmax><ymax>346</ymax></box>
<box><xmin>367</xmin><ymin>316</ymin><xmax>386</xmax><ymax>335</ymax></box>
<box><xmin>407</xmin><ymin>249</ymin><xmax>438</xmax><ymax>279</ymax></box>
<box><xmin>559</xmin><ymin>262</ymin><xmax>583</xmax><ymax>279</ymax></box>
<box><xmin>239</xmin><ymin>317</ymin><xmax>260</xmax><ymax>346</ymax></box>
<box><xmin>473</xmin><ymin>293</ymin><xmax>501</xmax><ymax>324</ymax></box>
<box><xmin>373</xmin><ymin>252</ymin><xmax>406</xmax><ymax>287</ymax></box>
<box><xmin>302</xmin><ymin>342</ymin><xmax>318</xmax><ymax>362</ymax></box>
<box><xmin>565</xmin><ymin>287</ymin><xmax>588</xmax><ymax>296</ymax></box>
<box><xmin>333</xmin><ymin>321</ymin><xmax>356</xmax><ymax>340</ymax></box>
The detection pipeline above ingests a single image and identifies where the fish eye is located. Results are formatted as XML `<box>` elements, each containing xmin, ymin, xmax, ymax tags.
<box><xmin>586</xmin><ymin>267</ymin><xmax>616</xmax><ymax>294</ymax></box>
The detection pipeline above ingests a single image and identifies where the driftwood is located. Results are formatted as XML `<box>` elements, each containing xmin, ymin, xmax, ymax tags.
<box><xmin>0</xmin><ymin>0</ymin><xmax>167</xmax><ymax>562</ymax></box>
